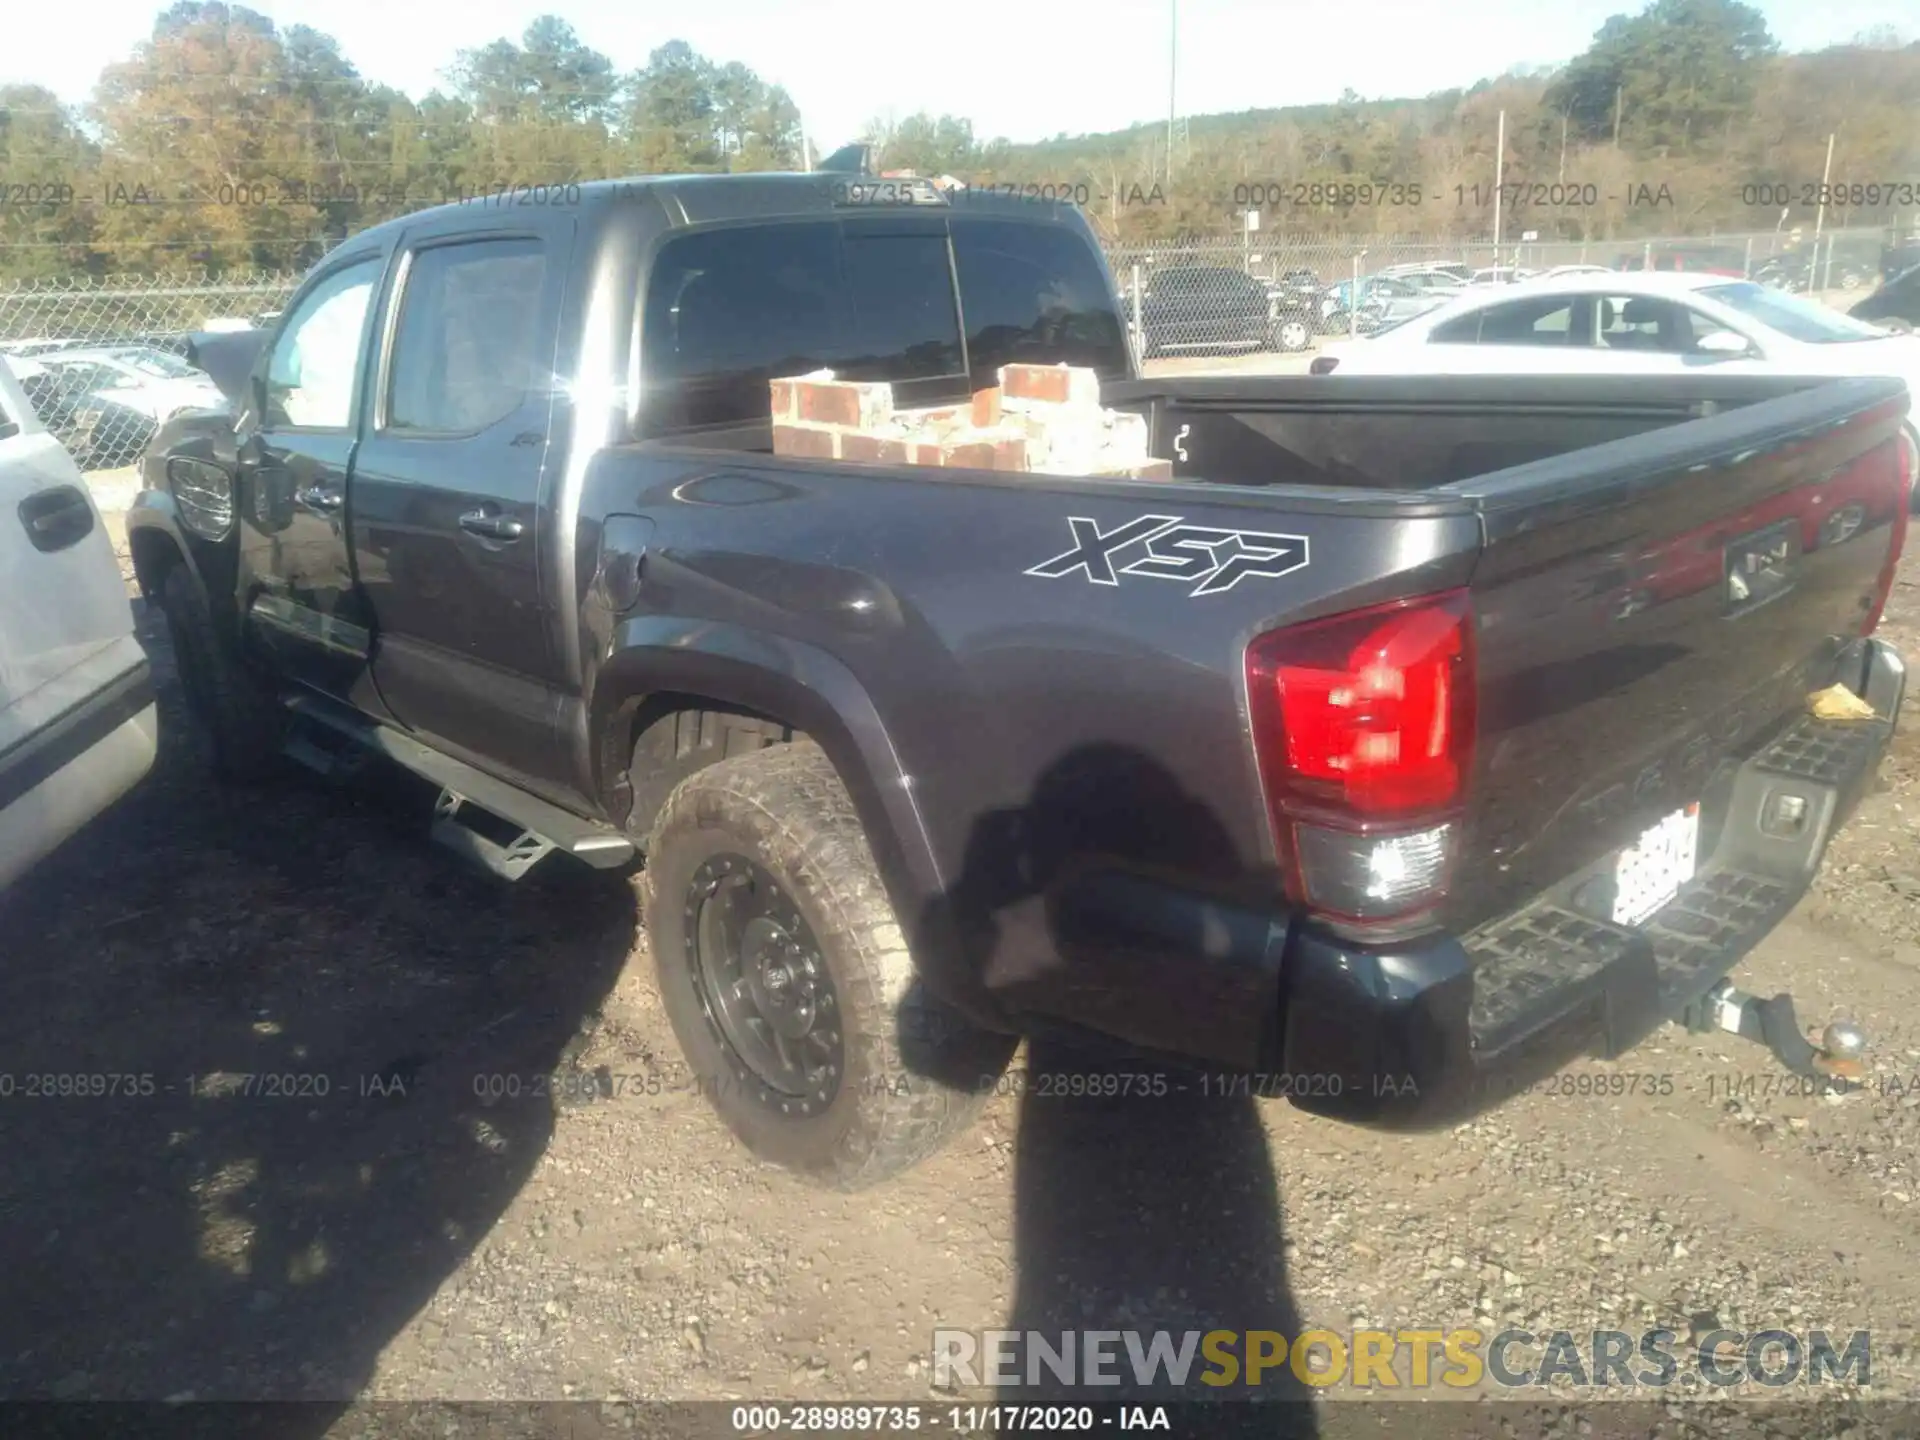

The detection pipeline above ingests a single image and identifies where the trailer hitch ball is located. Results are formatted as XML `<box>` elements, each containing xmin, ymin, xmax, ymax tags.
<box><xmin>1694</xmin><ymin>981</ymin><xmax>1868</xmax><ymax>1078</ymax></box>
<box><xmin>1821</xmin><ymin>1021</ymin><xmax>1867</xmax><ymax>1063</ymax></box>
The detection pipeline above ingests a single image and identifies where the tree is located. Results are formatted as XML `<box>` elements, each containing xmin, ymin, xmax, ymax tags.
<box><xmin>881</xmin><ymin>114</ymin><xmax>977</xmax><ymax>176</ymax></box>
<box><xmin>623</xmin><ymin>41</ymin><xmax>717</xmax><ymax>172</ymax></box>
<box><xmin>0</xmin><ymin>86</ymin><xmax>100</xmax><ymax>278</ymax></box>
<box><xmin>450</xmin><ymin>16</ymin><xmax>616</xmax><ymax>128</ymax></box>
<box><xmin>1547</xmin><ymin>0</ymin><xmax>1777</xmax><ymax>154</ymax></box>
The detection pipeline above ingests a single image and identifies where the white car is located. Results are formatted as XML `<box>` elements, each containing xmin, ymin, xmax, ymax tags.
<box><xmin>0</xmin><ymin>356</ymin><xmax>158</xmax><ymax>890</ymax></box>
<box><xmin>1316</xmin><ymin>270</ymin><xmax>1920</xmax><ymax>481</ymax></box>
<box><xmin>1541</xmin><ymin>264</ymin><xmax>1617</xmax><ymax>278</ymax></box>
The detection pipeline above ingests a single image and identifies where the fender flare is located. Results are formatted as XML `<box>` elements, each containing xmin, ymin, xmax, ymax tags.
<box><xmin>124</xmin><ymin>491</ymin><xmax>207</xmax><ymax>603</ymax></box>
<box><xmin>590</xmin><ymin>615</ymin><xmax>946</xmax><ymax>929</ymax></box>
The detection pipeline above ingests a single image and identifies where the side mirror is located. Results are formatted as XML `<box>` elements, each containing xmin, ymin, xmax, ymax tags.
<box><xmin>1695</xmin><ymin>331</ymin><xmax>1752</xmax><ymax>357</ymax></box>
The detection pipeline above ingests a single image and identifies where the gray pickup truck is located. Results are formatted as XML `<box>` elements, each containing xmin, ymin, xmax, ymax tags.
<box><xmin>131</xmin><ymin>174</ymin><xmax>1913</xmax><ymax>1188</ymax></box>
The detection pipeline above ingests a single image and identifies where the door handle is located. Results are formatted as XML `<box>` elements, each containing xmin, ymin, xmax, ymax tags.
<box><xmin>18</xmin><ymin>484</ymin><xmax>96</xmax><ymax>553</ymax></box>
<box><xmin>295</xmin><ymin>484</ymin><xmax>344</xmax><ymax>512</ymax></box>
<box><xmin>459</xmin><ymin>508</ymin><xmax>525</xmax><ymax>541</ymax></box>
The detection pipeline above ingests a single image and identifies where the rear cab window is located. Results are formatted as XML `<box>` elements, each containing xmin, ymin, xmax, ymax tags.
<box><xmin>637</xmin><ymin>213</ymin><xmax>1127</xmax><ymax>435</ymax></box>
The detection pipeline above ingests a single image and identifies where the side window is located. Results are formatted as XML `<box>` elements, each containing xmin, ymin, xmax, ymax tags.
<box><xmin>950</xmin><ymin>219</ymin><xmax>1130</xmax><ymax>383</ymax></box>
<box><xmin>1429</xmin><ymin>311</ymin><xmax>1484</xmax><ymax>344</ymax></box>
<box><xmin>1677</xmin><ymin>306</ymin><xmax>1746</xmax><ymax>353</ymax></box>
<box><xmin>641</xmin><ymin>222</ymin><xmax>845</xmax><ymax>431</ymax></box>
<box><xmin>840</xmin><ymin>231</ymin><xmax>963</xmax><ymax>381</ymax></box>
<box><xmin>265</xmin><ymin>258</ymin><xmax>382</xmax><ymax>429</ymax></box>
<box><xmin>386</xmin><ymin>238</ymin><xmax>549</xmax><ymax>434</ymax></box>
<box><xmin>1476</xmin><ymin>299</ymin><xmax>1577</xmax><ymax>346</ymax></box>
<box><xmin>1597</xmin><ymin>296</ymin><xmax>1689</xmax><ymax>352</ymax></box>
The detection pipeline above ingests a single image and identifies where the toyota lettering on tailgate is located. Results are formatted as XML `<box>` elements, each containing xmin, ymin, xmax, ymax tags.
<box><xmin>1026</xmin><ymin>514</ymin><xmax>1311</xmax><ymax>598</ymax></box>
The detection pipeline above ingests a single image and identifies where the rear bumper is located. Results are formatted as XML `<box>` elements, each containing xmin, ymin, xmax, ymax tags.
<box><xmin>1290</xmin><ymin>636</ymin><xmax>1904</xmax><ymax>1128</ymax></box>
<box><xmin>1025</xmin><ymin>638</ymin><xmax>1903</xmax><ymax>1128</ymax></box>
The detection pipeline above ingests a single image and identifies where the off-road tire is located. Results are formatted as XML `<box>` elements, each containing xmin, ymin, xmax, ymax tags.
<box><xmin>158</xmin><ymin>564</ymin><xmax>284</xmax><ymax>784</ymax></box>
<box><xmin>638</xmin><ymin>741</ymin><xmax>1016</xmax><ymax>1190</ymax></box>
<box><xmin>1270</xmin><ymin>314</ymin><xmax>1314</xmax><ymax>353</ymax></box>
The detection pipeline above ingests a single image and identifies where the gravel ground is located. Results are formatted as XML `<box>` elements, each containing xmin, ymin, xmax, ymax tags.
<box><xmin>4</xmin><ymin>383</ymin><xmax>1917</xmax><ymax>1435</ymax></box>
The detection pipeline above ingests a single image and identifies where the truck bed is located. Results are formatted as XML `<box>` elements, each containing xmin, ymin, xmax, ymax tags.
<box><xmin>646</xmin><ymin>372</ymin><xmax>1859</xmax><ymax>494</ymax></box>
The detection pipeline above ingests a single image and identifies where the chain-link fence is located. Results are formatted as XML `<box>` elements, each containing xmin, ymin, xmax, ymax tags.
<box><xmin>0</xmin><ymin>273</ymin><xmax>300</xmax><ymax>470</ymax></box>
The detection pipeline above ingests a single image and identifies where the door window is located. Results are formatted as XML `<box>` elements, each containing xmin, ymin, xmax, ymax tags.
<box><xmin>1430</xmin><ymin>298</ymin><xmax>1578</xmax><ymax>346</ymax></box>
<box><xmin>385</xmin><ymin>238</ymin><xmax>550</xmax><ymax>434</ymax></box>
<box><xmin>265</xmin><ymin>257</ymin><xmax>382</xmax><ymax>429</ymax></box>
<box><xmin>1596</xmin><ymin>296</ymin><xmax>1693</xmax><ymax>353</ymax></box>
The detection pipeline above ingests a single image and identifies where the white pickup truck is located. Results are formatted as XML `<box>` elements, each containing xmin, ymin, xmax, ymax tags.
<box><xmin>0</xmin><ymin>355</ymin><xmax>157</xmax><ymax>890</ymax></box>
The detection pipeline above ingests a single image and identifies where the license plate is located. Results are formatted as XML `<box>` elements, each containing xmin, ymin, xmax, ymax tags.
<box><xmin>1612</xmin><ymin>804</ymin><xmax>1701</xmax><ymax>927</ymax></box>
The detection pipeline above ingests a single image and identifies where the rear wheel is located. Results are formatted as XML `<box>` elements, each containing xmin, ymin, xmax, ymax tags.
<box><xmin>158</xmin><ymin>565</ymin><xmax>284</xmax><ymax>783</ymax></box>
<box><xmin>639</xmin><ymin>741</ymin><xmax>1016</xmax><ymax>1190</ymax></box>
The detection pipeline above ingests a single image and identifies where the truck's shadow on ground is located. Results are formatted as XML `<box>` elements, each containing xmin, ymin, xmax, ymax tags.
<box><xmin>0</xmin><ymin>609</ymin><xmax>636</xmax><ymax>1430</ymax></box>
<box><xmin>921</xmin><ymin>745</ymin><xmax>1319</xmax><ymax>1436</ymax></box>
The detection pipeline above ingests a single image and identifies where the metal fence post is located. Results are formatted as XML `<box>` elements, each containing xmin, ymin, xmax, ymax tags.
<box><xmin>1744</xmin><ymin>235</ymin><xmax>1754</xmax><ymax>278</ymax></box>
<box><xmin>1349</xmin><ymin>253</ymin><xmax>1361</xmax><ymax>338</ymax></box>
<box><xmin>1130</xmin><ymin>263</ymin><xmax>1143</xmax><ymax>358</ymax></box>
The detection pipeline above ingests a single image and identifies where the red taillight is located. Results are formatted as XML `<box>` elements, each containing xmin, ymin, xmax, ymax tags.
<box><xmin>1246</xmin><ymin>591</ymin><xmax>1476</xmax><ymax>924</ymax></box>
<box><xmin>1248</xmin><ymin>590</ymin><xmax>1475</xmax><ymax>816</ymax></box>
<box><xmin>1863</xmin><ymin>428</ymin><xmax>1915</xmax><ymax>636</ymax></box>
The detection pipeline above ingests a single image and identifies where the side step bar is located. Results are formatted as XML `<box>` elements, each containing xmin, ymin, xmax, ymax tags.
<box><xmin>282</xmin><ymin>693</ymin><xmax>635</xmax><ymax>880</ymax></box>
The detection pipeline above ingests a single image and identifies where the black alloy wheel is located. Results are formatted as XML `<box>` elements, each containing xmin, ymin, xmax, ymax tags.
<box><xmin>684</xmin><ymin>852</ymin><xmax>846</xmax><ymax>1118</ymax></box>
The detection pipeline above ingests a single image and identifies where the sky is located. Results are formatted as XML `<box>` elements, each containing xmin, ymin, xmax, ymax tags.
<box><xmin>4</xmin><ymin>0</ymin><xmax>1914</xmax><ymax>151</ymax></box>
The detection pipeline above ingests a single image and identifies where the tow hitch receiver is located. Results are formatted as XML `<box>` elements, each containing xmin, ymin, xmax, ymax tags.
<box><xmin>1687</xmin><ymin>980</ymin><xmax>1868</xmax><ymax>1080</ymax></box>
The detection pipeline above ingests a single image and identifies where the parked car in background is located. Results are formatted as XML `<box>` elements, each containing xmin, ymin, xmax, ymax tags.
<box><xmin>1380</xmin><ymin>260</ymin><xmax>1471</xmax><ymax>284</ymax></box>
<box><xmin>1314</xmin><ymin>271</ymin><xmax>1920</xmax><ymax>502</ymax></box>
<box><xmin>1851</xmin><ymin>264</ymin><xmax>1920</xmax><ymax>335</ymax></box>
<box><xmin>1755</xmin><ymin>252</ymin><xmax>1875</xmax><ymax>295</ymax></box>
<box><xmin>1141</xmin><ymin>265</ymin><xmax>1314</xmax><ymax>355</ymax></box>
<box><xmin>1267</xmin><ymin>268</ymin><xmax>1345</xmax><ymax>332</ymax></box>
<box><xmin>1620</xmin><ymin>245</ymin><xmax>1747</xmax><ymax>278</ymax></box>
<box><xmin>0</xmin><ymin>355</ymin><xmax>158</xmax><ymax>891</ymax></box>
<box><xmin>1353</xmin><ymin>274</ymin><xmax>1457</xmax><ymax>332</ymax></box>
<box><xmin>30</xmin><ymin>347</ymin><xmax>226</xmax><ymax>470</ymax></box>
<box><xmin>1324</xmin><ymin>271</ymin><xmax>1464</xmax><ymax>332</ymax></box>
<box><xmin>1883</xmin><ymin>224</ymin><xmax>1920</xmax><ymax>283</ymax></box>
<box><xmin>1541</xmin><ymin>264</ymin><xmax>1616</xmax><ymax>278</ymax></box>
<box><xmin>1466</xmin><ymin>266</ymin><xmax>1538</xmax><ymax>287</ymax></box>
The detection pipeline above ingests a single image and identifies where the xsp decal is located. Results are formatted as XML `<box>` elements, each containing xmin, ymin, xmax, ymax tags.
<box><xmin>1173</xmin><ymin>424</ymin><xmax>1191</xmax><ymax>463</ymax></box>
<box><xmin>1026</xmin><ymin>515</ymin><xmax>1310</xmax><ymax>597</ymax></box>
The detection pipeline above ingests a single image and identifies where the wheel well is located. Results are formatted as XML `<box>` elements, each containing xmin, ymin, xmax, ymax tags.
<box><xmin>610</xmin><ymin>693</ymin><xmax>803</xmax><ymax>846</ymax></box>
<box><xmin>128</xmin><ymin>527</ymin><xmax>184</xmax><ymax>599</ymax></box>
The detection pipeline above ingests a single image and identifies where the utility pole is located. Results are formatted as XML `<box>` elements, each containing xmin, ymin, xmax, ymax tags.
<box><xmin>1558</xmin><ymin>113</ymin><xmax>1568</xmax><ymax>183</ymax></box>
<box><xmin>1613</xmin><ymin>85</ymin><xmax>1623</xmax><ymax>146</ymax></box>
<box><xmin>1493</xmin><ymin>109</ymin><xmax>1506</xmax><ymax>269</ymax></box>
<box><xmin>1167</xmin><ymin>0</ymin><xmax>1178</xmax><ymax>182</ymax></box>
<box><xmin>1813</xmin><ymin>131</ymin><xmax>1837</xmax><ymax>289</ymax></box>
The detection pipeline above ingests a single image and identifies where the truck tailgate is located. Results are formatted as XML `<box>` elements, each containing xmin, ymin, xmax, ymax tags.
<box><xmin>1445</xmin><ymin>377</ymin><xmax>1911</xmax><ymax>1049</ymax></box>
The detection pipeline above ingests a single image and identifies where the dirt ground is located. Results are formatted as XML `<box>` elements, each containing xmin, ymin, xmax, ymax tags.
<box><xmin>4</xmin><ymin>427</ymin><xmax>1919</xmax><ymax>1434</ymax></box>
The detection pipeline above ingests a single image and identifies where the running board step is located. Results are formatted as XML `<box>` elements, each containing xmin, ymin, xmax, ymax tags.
<box><xmin>432</xmin><ymin>790</ymin><xmax>557</xmax><ymax>882</ymax></box>
<box><xmin>281</xmin><ymin>694</ymin><xmax>635</xmax><ymax>876</ymax></box>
